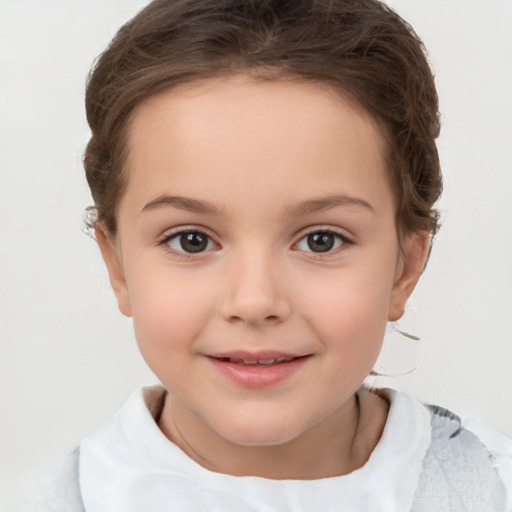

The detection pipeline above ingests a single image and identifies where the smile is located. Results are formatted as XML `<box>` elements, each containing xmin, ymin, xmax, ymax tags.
<box><xmin>214</xmin><ymin>355</ymin><xmax>297</xmax><ymax>366</ymax></box>
<box><xmin>206</xmin><ymin>352</ymin><xmax>311</xmax><ymax>388</ymax></box>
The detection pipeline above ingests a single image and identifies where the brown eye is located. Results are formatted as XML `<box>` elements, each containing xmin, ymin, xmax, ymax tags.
<box><xmin>295</xmin><ymin>231</ymin><xmax>346</xmax><ymax>254</ymax></box>
<box><xmin>167</xmin><ymin>231</ymin><xmax>213</xmax><ymax>253</ymax></box>
<box><xmin>307</xmin><ymin>232</ymin><xmax>335</xmax><ymax>252</ymax></box>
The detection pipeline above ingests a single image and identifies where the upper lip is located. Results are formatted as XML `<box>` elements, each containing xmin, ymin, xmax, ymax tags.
<box><xmin>207</xmin><ymin>351</ymin><xmax>309</xmax><ymax>364</ymax></box>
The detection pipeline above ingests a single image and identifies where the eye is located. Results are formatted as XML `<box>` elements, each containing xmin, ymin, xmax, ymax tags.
<box><xmin>295</xmin><ymin>231</ymin><xmax>347</xmax><ymax>253</ymax></box>
<box><xmin>165</xmin><ymin>230</ymin><xmax>215</xmax><ymax>254</ymax></box>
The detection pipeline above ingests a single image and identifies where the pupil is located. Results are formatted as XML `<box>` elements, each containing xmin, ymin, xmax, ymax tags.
<box><xmin>307</xmin><ymin>232</ymin><xmax>334</xmax><ymax>253</ymax></box>
<box><xmin>180</xmin><ymin>232</ymin><xmax>208</xmax><ymax>253</ymax></box>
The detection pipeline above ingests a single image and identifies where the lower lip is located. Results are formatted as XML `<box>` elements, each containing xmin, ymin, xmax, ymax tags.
<box><xmin>207</xmin><ymin>356</ymin><xmax>310</xmax><ymax>389</ymax></box>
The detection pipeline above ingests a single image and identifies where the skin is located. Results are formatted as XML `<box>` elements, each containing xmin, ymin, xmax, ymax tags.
<box><xmin>96</xmin><ymin>76</ymin><xmax>429</xmax><ymax>479</ymax></box>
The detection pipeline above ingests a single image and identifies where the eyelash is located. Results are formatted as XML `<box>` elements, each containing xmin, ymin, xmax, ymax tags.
<box><xmin>158</xmin><ymin>226</ymin><xmax>353</xmax><ymax>259</ymax></box>
<box><xmin>159</xmin><ymin>227</ymin><xmax>218</xmax><ymax>260</ymax></box>
<box><xmin>293</xmin><ymin>228</ymin><xmax>352</xmax><ymax>257</ymax></box>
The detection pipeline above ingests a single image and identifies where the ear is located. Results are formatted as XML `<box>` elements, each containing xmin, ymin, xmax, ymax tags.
<box><xmin>95</xmin><ymin>224</ymin><xmax>132</xmax><ymax>317</ymax></box>
<box><xmin>388</xmin><ymin>232</ymin><xmax>430</xmax><ymax>322</ymax></box>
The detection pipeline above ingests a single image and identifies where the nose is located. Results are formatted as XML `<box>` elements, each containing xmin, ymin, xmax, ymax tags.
<box><xmin>220</xmin><ymin>249</ymin><xmax>292</xmax><ymax>326</ymax></box>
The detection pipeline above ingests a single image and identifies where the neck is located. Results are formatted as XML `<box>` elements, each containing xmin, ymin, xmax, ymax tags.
<box><xmin>158</xmin><ymin>390</ymin><xmax>388</xmax><ymax>480</ymax></box>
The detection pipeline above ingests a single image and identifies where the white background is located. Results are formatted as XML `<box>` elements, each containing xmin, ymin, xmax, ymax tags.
<box><xmin>1</xmin><ymin>0</ymin><xmax>511</xmax><ymax>496</ymax></box>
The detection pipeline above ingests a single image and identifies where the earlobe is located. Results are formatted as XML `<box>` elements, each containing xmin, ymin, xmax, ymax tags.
<box><xmin>94</xmin><ymin>224</ymin><xmax>133</xmax><ymax>317</ymax></box>
<box><xmin>388</xmin><ymin>232</ymin><xmax>430</xmax><ymax>322</ymax></box>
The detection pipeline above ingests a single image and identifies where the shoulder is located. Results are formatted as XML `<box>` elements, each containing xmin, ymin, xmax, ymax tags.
<box><xmin>1</xmin><ymin>449</ymin><xmax>84</xmax><ymax>512</ymax></box>
<box><xmin>413</xmin><ymin>402</ymin><xmax>512</xmax><ymax>511</ymax></box>
<box><xmin>461</xmin><ymin>414</ymin><xmax>512</xmax><ymax>511</ymax></box>
<box><xmin>48</xmin><ymin>448</ymin><xmax>85</xmax><ymax>512</ymax></box>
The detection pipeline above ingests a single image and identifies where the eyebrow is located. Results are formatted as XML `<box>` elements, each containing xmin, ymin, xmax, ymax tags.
<box><xmin>142</xmin><ymin>195</ymin><xmax>223</xmax><ymax>215</ymax></box>
<box><xmin>286</xmin><ymin>194</ymin><xmax>375</xmax><ymax>216</ymax></box>
<box><xmin>142</xmin><ymin>193</ymin><xmax>374</xmax><ymax>216</ymax></box>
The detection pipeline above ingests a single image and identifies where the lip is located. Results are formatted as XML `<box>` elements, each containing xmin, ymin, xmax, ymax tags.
<box><xmin>206</xmin><ymin>351</ymin><xmax>311</xmax><ymax>389</ymax></box>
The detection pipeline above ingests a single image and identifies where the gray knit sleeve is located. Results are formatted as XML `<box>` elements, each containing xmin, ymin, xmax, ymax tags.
<box><xmin>411</xmin><ymin>406</ymin><xmax>509</xmax><ymax>512</ymax></box>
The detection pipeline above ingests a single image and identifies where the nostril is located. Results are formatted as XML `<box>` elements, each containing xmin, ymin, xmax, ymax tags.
<box><xmin>226</xmin><ymin>314</ymin><xmax>281</xmax><ymax>325</ymax></box>
<box><xmin>221</xmin><ymin>291</ymin><xmax>291</xmax><ymax>325</ymax></box>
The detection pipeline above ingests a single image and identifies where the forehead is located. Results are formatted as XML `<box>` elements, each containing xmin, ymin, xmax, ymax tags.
<box><xmin>122</xmin><ymin>76</ymin><xmax>391</xmax><ymax>216</ymax></box>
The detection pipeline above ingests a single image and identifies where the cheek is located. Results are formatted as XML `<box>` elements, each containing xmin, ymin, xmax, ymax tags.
<box><xmin>298</xmin><ymin>265</ymin><xmax>393</xmax><ymax>348</ymax></box>
<box><xmin>303</xmin><ymin>282</ymin><xmax>389</xmax><ymax>389</ymax></box>
<box><xmin>127</xmin><ymin>272</ymin><xmax>213</xmax><ymax>364</ymax></box>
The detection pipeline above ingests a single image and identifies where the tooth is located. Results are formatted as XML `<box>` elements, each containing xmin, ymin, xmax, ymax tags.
<box><xmin>221</xmin><ymin>356</ymin><xmax>298</xmax><ymax>365</ymax></box>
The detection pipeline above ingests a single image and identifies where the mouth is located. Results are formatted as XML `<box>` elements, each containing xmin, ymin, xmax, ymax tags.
<box><xmin>209</xmin><ymin>355</ymin><xmax>305</xmax><ymax>366</ymax></box>
<box><xmin>206</xmin><ymin>352</ymin><xmax>311</xmax><ymax>388</ymax></box>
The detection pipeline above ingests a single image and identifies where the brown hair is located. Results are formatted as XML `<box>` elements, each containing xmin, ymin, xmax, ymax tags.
<box><xmin>84</xmin><ymin>0</ymin><xmax>442</xmax><ymax>239</ymax></box>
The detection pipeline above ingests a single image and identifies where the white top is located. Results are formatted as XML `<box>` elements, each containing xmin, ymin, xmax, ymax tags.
<box><xmin>78</xmin><ymin>386</ymin><xmax>512</xmax><ymax>512</ymax></box>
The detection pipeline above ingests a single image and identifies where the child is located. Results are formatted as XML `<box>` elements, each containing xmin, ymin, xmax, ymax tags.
<box><xmin>50</xmin><ymin>0</ymin><xmax>512</xmax><ymax>509</ymax></box>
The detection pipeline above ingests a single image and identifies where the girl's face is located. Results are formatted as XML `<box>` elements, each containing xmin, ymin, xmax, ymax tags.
<box><xmin>98</xmin><ymin>76</ymin><xmax>426</xmax><ymax>451</ymax></box>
